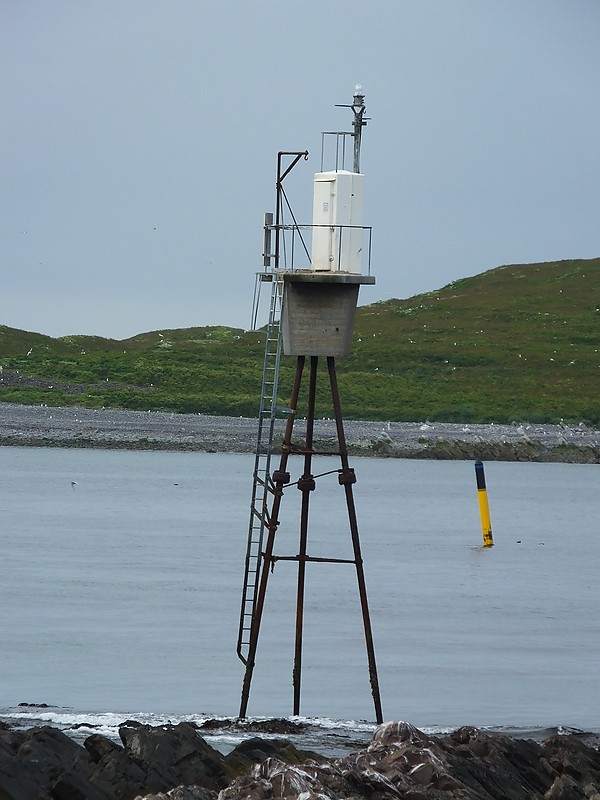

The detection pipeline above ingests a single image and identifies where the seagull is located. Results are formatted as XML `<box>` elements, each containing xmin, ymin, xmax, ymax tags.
<box><xmin>71</xmin><ymin>481</ymin><xmax>78</xmax><ymax>488</ymax></box>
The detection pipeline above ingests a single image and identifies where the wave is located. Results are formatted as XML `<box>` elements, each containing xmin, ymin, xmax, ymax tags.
<box><xmin>3</xmin><ymin>705</ymin><xmax>597</xmax><ymax>758</ymax></box>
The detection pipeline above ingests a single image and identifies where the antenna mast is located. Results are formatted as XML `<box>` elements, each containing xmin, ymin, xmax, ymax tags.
<box><xmin>336</xmin><ymin>83</ymin><xmax>368</xmax><ymax>172</ymax></box>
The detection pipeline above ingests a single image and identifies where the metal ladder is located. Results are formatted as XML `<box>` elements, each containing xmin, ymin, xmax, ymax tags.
<box><xmin>236</xmin><ymin>270</ymin><xmax>286</xmax><ymax>664</ymax></box>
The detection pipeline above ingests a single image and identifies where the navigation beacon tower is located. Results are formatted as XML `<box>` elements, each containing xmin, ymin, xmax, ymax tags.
<box><xmin>237</xmin><ymin>86</ymin><xmax>382</xmax><ymax>723</ymax></box>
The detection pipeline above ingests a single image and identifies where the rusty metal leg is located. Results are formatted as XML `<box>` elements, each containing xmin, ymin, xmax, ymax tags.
<box><xmin>327</xmin><ymin>356</ymin><xmax>384</xmax><ymax>724</ymax></box>
<box><xmin>293</xmin><ymin>355</ymin><xmax>318</xmax><ymax>716</ymax></box>
<box><xmin>239</xmin><ymin>355</ymin><xmax>305</xmax><ymax>719</ymax></box>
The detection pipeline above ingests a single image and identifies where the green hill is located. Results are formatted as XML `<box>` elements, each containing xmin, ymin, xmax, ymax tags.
<box><xmin>1</xmin><ymin>257</ymin><xmax>599</xmax><ymax>424</ymax></box>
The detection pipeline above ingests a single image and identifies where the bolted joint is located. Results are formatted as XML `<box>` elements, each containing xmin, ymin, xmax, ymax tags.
<box><xmin>297</xmin><ymin>475</ymin><xmax>316</xmax><ymax>492</ymax></box>
<box><xmin>338</xmin><ymin>468</ymin><xmax>357</xmax><ymax>486</ymax></box>
<box><xmin>272</xmin><ymin>470</ymin><xmax>290</xmax><ymax>485</ymax></box>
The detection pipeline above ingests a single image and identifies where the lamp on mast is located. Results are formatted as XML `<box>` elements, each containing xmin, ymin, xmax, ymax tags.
<box><xmin>336</xmin><ymin>83</ymin><xmax>368</xmax><ymax>173</ymax></box>
<box><xmin>352</xmin><ymin>83</ymin><xmax>366</xmax><ymax>173</ymax></box>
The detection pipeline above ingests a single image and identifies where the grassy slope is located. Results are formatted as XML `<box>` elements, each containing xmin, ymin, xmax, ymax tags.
<box><xmin>338</xmin><ymin>257</ymin><xmax>600</xmax><ymax>422</ymax></box>
<box><xmin>1</xmin><ymin>257</ymin><xmax>599</xmax><ymax>424</ymax></box>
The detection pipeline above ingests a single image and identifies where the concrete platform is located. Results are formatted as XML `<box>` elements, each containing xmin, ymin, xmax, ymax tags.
<box><xmin>281</xmin><ymin>271</ymin><xmax>375</xmax><ymax>357</ymax></box>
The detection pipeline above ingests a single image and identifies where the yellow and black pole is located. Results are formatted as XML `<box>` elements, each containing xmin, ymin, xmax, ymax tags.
<box><xmin>474</xmin><ymin>459</ymin><xmax>494</xmax><ymax>547</ymax></box>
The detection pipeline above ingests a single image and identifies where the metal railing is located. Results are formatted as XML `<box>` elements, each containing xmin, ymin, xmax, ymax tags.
<box><xmin>264</xmin><ymin>223</ymin><xmax>373</xmax><ymax>276</ymax></box>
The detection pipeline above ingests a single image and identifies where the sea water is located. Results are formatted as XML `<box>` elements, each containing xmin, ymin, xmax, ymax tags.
<box><xmin>1</xmin><ymin>446</ymin><xmax>598</xmax><ymax>750</ymax></box>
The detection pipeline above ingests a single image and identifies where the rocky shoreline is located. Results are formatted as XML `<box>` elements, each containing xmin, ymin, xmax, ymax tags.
<box><xmin>1</xmin><ymin>402</ymin><xmax>600</xmax><ymax>462</ymax></box>
<box><xmin>2</xmin><ymin>718</ymin><xmax>600</xmax><ymax>799</ymax></box>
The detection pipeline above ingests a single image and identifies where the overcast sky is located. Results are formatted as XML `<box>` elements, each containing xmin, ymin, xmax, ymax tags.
<box><xmin>2</xmin><ymin>1</ymin><xmax>599</xmax><ymax>340</ymax></box>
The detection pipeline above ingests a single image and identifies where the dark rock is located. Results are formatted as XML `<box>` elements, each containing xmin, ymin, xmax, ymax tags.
<box><xmin>0</xmin><ymin>722</ymin><xmax>317</xmax><ymax>800</ymax></box>
<box><xmin>133</xmin><ymin>788</ymin><xmax>217</xmax><ymax>800</ymax></box>
<box><xmin>121</xmin><ymin>719</ymin><xmax>143</xmax><ymax>730</ymax></box>
<box><xmin>0</xmin><ymin>726</ymin><xmax>93</xmax><ymax>800</ymax></box>
<box><xmin>118</xmin><ymin>721</ymin><xmax>236</xmax><ymax>792</ymax></box>
<box><xmin>195</xmin><ymin>719</ymin><xmax>224</xmax><ymax>731</ymax></box>
<box><xmin>218</xmin><ymin>722</ymin><xmax>600</xmax><ymax>800</ymax></box>
<box><xmin>0</xmin><ymin>725</ymin><xmax>25</xmax><ymax>756</ymax></box>
<box><xmin>51</xmin><ymin>769</ymin><xmax>110</xmax><ymax>800</ymax></box>
<box><xmin>3</xmin><ymin>720</ymin><xmax>600</xmax><ymax>800</ymax></box>
<box><xmin>0</xmin><ymin>751</ymin><xmax>45</xmax><ymax>800</ymax></box>
<box><xmin>544</xmin><ymin>772</ymin><xmax>587</xmax><ymax>799</ymax></box>
<box><xmin>17</xmin><ymin>701</ymin><xmax>51</xmax><ymax>707</ymax></box>
<box><xmin>85</xmin><ymin>733</ymin><xmax>125</xmax><ymax>763</ymax></box>
<box><xmin>541</xmin><ymin>734</ymin><xmax>600</xmax><ymax>791</ymax></box>
<box><xmin>15</xmin><ymin>726</ymin><xmax>92</xmax><ymax>782</ymax></box>
<box><xmin>83</xmin><ymin>730</ymin><xmax>153</xmax><ymax>799</ymax></box>
<box><xmin>234</xmin><ymin>717</ymin><xmax>309</xmax><ymax>735</ymax></box>
<box><xmin>441</xmin><ymin>725</ymin><xmax>550</xmax><ymax>799</ymax></box>
<box><xmin>86</xmin><ymin>744</ymin><xmax>147</xmax><ymax>800</ymax></box>
<box><xmin>224</xmin><ymin>736</ymin><xmax>321</xmax><ymax>774</ymax></box>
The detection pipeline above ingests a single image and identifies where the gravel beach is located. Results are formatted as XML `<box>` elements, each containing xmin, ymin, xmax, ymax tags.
<box><xmin>1</xmin><ymin>402</ymin><xmax>599</xmax><ymax>461</ymax></box>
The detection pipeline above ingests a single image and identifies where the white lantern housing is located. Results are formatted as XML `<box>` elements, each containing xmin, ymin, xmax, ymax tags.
<box><xmin>310</xmin><ymin>170</ymin><xmax>364</xmax><ymax>274</ymax></box>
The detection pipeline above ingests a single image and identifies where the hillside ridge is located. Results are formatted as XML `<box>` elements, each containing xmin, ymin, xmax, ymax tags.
<box><xmin>1</xmin><ymin>257</ymin><xmax>599</xmax><ymax>424</ymax></box>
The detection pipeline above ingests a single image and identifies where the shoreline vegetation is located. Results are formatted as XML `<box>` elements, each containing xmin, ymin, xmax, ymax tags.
<box><xmin>1</xmin><ymin>402</ymin><xmax>599</xmax><ymax>463</ymax></box>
